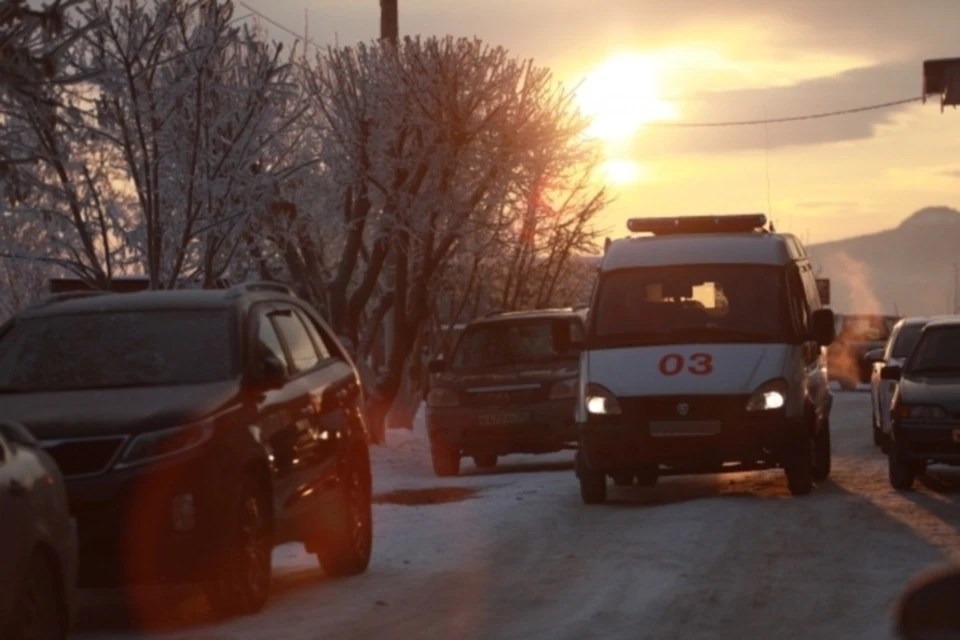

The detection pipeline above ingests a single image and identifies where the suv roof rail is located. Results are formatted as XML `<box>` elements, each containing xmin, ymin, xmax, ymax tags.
<box><xmin>33</xmin><ymin>291</ymin><xmax>112</xmax><ymax>308</ymax></box>
<box><xmin>225</xmin><ymin>281</ymin><xmax>295</xmax><ymax>299</ymax></box>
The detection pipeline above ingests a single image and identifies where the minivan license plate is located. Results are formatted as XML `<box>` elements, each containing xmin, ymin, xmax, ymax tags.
<box><xmin>478</xmin><ymin>412</ymin><xmax>530</xmax><ymax>427</ymax></box>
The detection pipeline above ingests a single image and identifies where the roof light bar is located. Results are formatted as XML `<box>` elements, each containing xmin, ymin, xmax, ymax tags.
<box><xmin>626</xmin><ymin>214</ymin><xmax>768</xmax><ymax>235</ymax></box>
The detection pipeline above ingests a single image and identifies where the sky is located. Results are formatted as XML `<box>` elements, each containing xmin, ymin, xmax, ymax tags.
<box><xmin>243</xmin><ymin>0</ymin><xmax>960</xmax><ymax>244</ymax></box>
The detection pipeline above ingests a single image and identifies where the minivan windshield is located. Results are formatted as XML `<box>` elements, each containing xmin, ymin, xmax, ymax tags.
<box><xmin>0</xmin><ymin>309</ymin><xmax>236</xmax><ymax>392</ymax></box>
<box><xmin>450</xmin><ymin>318</ymin><xmax>583</xmax><ymax>369</ymax></box>
<box><xmin>590</xmin><ymin>264</ymin><xmax>790</xmax><ymax>347</ymax></box>
<box><xmin>905</xmin><ymin>325</ymin><xmax>960</xmax><ymax>375</ymax></box>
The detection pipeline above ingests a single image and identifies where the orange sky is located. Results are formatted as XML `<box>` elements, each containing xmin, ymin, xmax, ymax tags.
<box><xmin>250</xmin><ymin>0</ymin><xmax>960</xmax><ymax>245</ymax></box>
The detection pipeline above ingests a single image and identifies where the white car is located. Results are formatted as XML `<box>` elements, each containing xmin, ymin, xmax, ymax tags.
<box><xmin>868</xmin><ymin>316</ymin><xmax>938</xmax><ymax>450</ymax></box>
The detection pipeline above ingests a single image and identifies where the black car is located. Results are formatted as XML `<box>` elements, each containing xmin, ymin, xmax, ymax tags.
<box><xmin>425</xmin><ymin>309</ymin><xmax>585</xmax><ymax>477</ymax></box>
<box><xmin>0</xmin><ymin>283</ymin><xmax>373</xmax><ymax>617</ymax></box>
<box><xmin>882</xmin><ymin>316</ymin><xmax>960</xmax><ymax>490</ymax></box>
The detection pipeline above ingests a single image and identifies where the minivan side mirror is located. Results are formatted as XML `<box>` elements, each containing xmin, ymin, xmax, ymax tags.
<box><xmin>881</xmin><ymin>364</ymin><xmax>903</xmax><ymax>381</ymax></box>
<box><xmin>810</xmin><ymin>309</ymin><xmax>835</xmax><ymax>346</ymax></box>
<box><xmin>894</xmin><ymin>565</ymin><xmax>960</xmax><ymax>639</ymax></box>
<box><xmin>427</xmin><ymin>358</ymin><xmax>447</xmax><ymax>374</ymax></box>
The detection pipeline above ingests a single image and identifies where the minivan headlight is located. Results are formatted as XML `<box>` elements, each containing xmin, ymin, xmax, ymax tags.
<box><xmin>746</xmin><ymin>379</ymin><xmax>788</xmax><ymax>412</ymax></box>
<box><xmin>115</xmin><ymin>421</ymin><xmax>214</xmax><ymax>469</ymax></box>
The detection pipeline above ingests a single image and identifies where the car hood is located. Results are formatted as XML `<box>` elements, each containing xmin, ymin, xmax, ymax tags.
<box><xmin>899</xmin><ymin>375</ymin><xmax>960</xmax><ymax>413</ymax></box>
<box><xmin>434</xmin><ymin>361</ymin><xmax>579</xmax><ymax>391</ymax></box>
<box><xmin>0</xmin><ymin>381</ymin><xmax>242</xmax><ymax>440</ymax></box>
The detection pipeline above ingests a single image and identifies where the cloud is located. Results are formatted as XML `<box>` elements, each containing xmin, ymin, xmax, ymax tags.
<box><xmin>627</xmin><ymin>60</ymin><xmax>921</xmax><ymax>155</ymax></box>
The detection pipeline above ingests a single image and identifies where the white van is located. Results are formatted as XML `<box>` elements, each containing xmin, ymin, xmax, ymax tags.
<box><xmin>557</xmin><ymin>214</ymin><xmax>836</xmax><ymax>503</ymax></box>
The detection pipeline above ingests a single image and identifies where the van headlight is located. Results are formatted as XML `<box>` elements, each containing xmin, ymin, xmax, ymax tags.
<box><xmin>585</xmin><ymin>383</ymin><xmax>621</xmax><ymax>415</ymax></box>
<box><xmin>115</xmin><ymin>421</ymin><xmax>214</xmax><ymax>469</ymax></box>
<box><xmin>746</xmin><ymin>379</ymin><xmax>788</xmax><ymax>412</ymax></box>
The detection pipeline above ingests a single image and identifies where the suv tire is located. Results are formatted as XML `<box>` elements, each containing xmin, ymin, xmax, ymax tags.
<box><xmin>318</xmin><ymin>447</ymin><xmax>373</xmax><ymax>577</ymax></box>
<box><xmin>431</xmin><ymin>443</ymin><xmax>460</xmax><ymax>477</ymax></box>
<box><xmin>203</xmin><ymin>474</ymin><xmax>273</xmax><ymax>618</ymax></box>
<box><xmin>472</xmin><ymin>454</ymin><xmax>498</xmax><ymax>470</ymax></box>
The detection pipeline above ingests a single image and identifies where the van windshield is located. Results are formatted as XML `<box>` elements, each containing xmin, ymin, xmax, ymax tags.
<box><xmin>589</xmin><ymin>264</ymin><xmax>790</xmax><ymax>347</ymax></box>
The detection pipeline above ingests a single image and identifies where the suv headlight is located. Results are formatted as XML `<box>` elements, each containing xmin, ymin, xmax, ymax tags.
<box><xmin>895</xmin><ymin>404</ymin><xmax>950</xmax><ymax>420</ymax></box>
<box><xmin>549</xmin><ymin>378</ymin><xmax>578</xmax><ymax>400</ymax></box>
<box><xmin>427</xmin><ymin>387</ymin><xmax>459</xmax><ymax>408</ymax></box>
<box><xmin>585</xmin><ymin>383</ymin><xmax>621</xmax><ymax>415</ymax></box>
<box><xmin>746</xmin><ymin>379</ymin><xmax>788</xmax><ymax>412</ymax></box>
<box><xmin>115</xmin><ymin>421</ymin><xmax>214</xmax><ymax>469</ymax></box>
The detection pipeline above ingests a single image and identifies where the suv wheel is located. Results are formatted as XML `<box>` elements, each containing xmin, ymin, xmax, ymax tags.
<box><xmin>13</xmin><ymin>550</ymin><xmax>65</xmax><ymax>640</ymax></box>
<box><xmin>472</xmin><ymin>454</ymin><xmax>498</xmax><ymax>470</ymax></box>
<box><xmin>784</xmin><ymin>440</ymin><xmax>814</xmax><ymax>496</ymax></box>
<box><xmin>431</xmin><ymin>443</ymin><xmax>460</xmax><ymax>477</ymax></box>
<box><xmin>579</xmin><ymin>470</ymin><xmax>607</xmax><ymax>504</ymax></box>
<box><xmin>203</xmin><ymin>474</ymin><xmax>273</xmax><ymax>618</ymax></box>
<box><xmin>635</xmin><ymin>466</ymin><xmax>659</xmax><ymax>487</ymax></box>
<box><xmin>612</xmin><ymin>474</ymin><xmax>634</xmax><ymax>487</ymax></box>
<box><xmin>811</xmin><ymin>420</ymin><xmax>831</xmax><ymax>482</ymax></box>
<box><xmin>318</xmin><ymin>447</ymin><xmax>373</xmax><ymax>577</ymax></box>
<box><xmin>889</xmin><ymin>443</ymin><xmax>916</xmax><ymax>491</ymax></box>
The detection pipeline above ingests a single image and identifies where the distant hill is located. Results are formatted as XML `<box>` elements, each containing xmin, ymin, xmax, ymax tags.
<box><xmin>807</xmin><ymin>207</ymin><xmax>960</xmax><ymax>316</ymax></box>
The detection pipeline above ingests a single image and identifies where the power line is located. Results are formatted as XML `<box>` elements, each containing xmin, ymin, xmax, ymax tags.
<box><xmin>235</xmin><ymin>4</ymin><xmax>924</xmax><ymax>129</ymax></box>
<box><xmin>650</xmin><ymin>96</ymin><xmax>922</xmax><ymax>128</ymax></box>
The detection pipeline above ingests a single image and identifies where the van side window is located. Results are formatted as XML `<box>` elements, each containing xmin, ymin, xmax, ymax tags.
<box><xmin>787</xmin><ymin>267</ymin><xmax>811</xmax><ymax>336</ymax></box>
<box><xmin>798</xmin><ymin>264</ymin><xmax>822</xmax><ymax>312</ymax></box>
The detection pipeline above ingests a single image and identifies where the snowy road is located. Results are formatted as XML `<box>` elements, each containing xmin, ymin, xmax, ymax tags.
<box><xmin>72</xmin><ymin>391</ymin><xmax>960</xmax><ymax>640</ymax></box>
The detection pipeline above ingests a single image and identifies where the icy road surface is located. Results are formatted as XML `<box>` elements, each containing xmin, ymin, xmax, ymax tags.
<box><xmin>73</xmin><ymin>391</ymin><xmax>960</xmax><ymax>640</ymax></box>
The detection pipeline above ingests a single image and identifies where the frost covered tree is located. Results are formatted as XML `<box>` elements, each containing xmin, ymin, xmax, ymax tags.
<box><xmin>295</xmin><ymin>36</ymin><xmax>607</xmax><ymax>437</ymax></box>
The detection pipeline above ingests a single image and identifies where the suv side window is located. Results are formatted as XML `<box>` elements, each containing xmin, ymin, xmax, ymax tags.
<box><xmin>297</xmin><ymin>309</ymin><xmax>347</xmax><ymax>362</ymax></box>
<box><xmin>256</xmin><ymin>312</ymin><xmax>290</xmax><ymax>374</ymax></box>
<box><xmin>293</xmin><ymin>309</ymin><xmax>333</xmax><ymax>361</ymax></box>
<box><xmin>271</xmin><ymin>311</ymin><xmax>321</xmax><ymax>373</ymax></box>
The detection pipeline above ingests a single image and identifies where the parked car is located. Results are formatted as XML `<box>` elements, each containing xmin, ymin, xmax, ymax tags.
<box><xmin>0</xmin><ymin>420</ymin><xmax>77</xmax><ymax>640</ymax></box>
<box><xmin>425</xmin><ymin>308</ymin><xmax>586</xmax><ymax>477</ymax></box>
<box><xmin>881</xmin><ymin>316</ymin><xmax>960</xmax><ymax>490</ymax></box>
<box><xmin>0</xmin><ymin>283</ymin><xmax>373</xmax><ymax>618</ymax></box>
<box><xmin>867</xmin><ymin>316</ymin><xmax>938</xmax><ymax>450</ymax></box>
<box><xmin>827</xmin><ymin>313</ymin><xmax>899</xmax><ymax>390</ymax></box>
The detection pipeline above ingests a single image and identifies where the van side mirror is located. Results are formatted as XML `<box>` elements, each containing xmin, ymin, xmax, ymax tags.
<box><xmin>880</xmin><ymin>365</ymin><xmax>903</xmax><ymax>381</ymax></box>
<box><xmin>427</xmin><ymin>358</ymin><xmax>447</xmax><ymax>374</ymax></box>
<box><xmin>552</xmin><ymin>318</ymin><xmax>582</xmax><ymax>354</ymax></box>
<box><xmin>810</xmin><ymin>309</ymin><xmax>835</xmax><ymax>346</ymax></box>
<box><xmin>894</xmin><ymin>565</ymin><xmax>960</xmax><ymax>639</ymax></box>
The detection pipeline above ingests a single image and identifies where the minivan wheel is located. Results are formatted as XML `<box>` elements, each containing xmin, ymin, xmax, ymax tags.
<box><xmin>12</xmin><ymin>550</ymin><xmax>65</xmax><ymax>640</ymax></box>
<box><xmin>784</xmin><ymin>441</ymin><xmax>814</xmax><ymax>496</ymax></box>
<box><xmin>318</xmin><ymin>448</ymin><xmax>373</xmax><ymax>577</ymax></box>
<box><xmin>811</xmin><ymin>420</ymin><xmax>831</xmax><ymax>482</ymax></box>
<box><xmin>431</xmin><ymin>443</ymin><xmax>460</xmax><ymax>477</ymax></box>
<box><xmin>203</xmin><ymin>475</ymin><xmax>273</xmax><ymax>618</ymax></box>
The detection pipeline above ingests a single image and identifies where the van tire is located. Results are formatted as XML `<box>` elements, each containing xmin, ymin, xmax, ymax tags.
<box><xmin>579</xmin><ymin>471</ymin><xmax>607</xmax><ymax>504</ymax></box>
<box><xmin>784</xmin><ymin>442</ymin><xmax>814</xmax><ymax>496</ymax></box>
<box><xmin>811</xmin><ymin>420</ymin><xmax>831</xmax><ymax>482</ymax></box>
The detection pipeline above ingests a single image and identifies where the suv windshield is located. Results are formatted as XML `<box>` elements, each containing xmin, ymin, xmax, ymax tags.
<box><xmin>590</xmin><ymin>264</ymin><xmax>789</xmax><ymax>347</ymax></box>
<box><xmin>450</xmin><ymin>318</ymin><xmax>582</xmax><ymax>369</ymax></box>
<box><xmin>890</xmin><ymin>323</ymin><xmax>925</xmax><ymax>359</ymax></box>
<box><xmin>0</xmin><ymin>309</ymin><xmax>235</xmax><ymax>392</ymax></box>
<box><xmin>905</xmin><ymin>326</ymin><xmax>960</xmax><ymax>375</ymax></box>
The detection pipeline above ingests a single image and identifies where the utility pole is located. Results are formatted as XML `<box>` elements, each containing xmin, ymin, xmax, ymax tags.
<box><xmin>380</xmin><ymin>0</ymin><xmax>398</xmax><ymax>43</ymax></box>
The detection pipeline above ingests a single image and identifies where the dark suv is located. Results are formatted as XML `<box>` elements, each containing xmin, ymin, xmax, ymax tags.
<box><xmin>0</xmin><ymin>282</ymin><xmax>373</xmax><ymax>618</ymax></box>
<box><xmin>425</xmin><ymin>309</ymin><xmax>585</xmax><ymax>477</ymax></box>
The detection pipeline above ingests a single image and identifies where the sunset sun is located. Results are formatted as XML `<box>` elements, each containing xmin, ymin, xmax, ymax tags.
<box><xmin>577</xmin><ymin>51</ymin><xmax>678</xmax><ymax>142</ymax></box>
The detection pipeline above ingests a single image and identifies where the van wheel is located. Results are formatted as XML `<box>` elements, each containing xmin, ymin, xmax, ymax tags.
<box><xmin>431</xmin><ymin>443</ymin><xmax>460</xmax><ymax>477</ymax></box>
<box><xmin>784</xmin><ymin>441</ymin><xmax>814</xmax><ymax>496</ymax></box>
<box><xmin>579</xmin><ymin>471</ymin><xmax>607</xmax><ymax>504</ymax></box>
<box><xmin>203</xmin><ymin>474</ymin><xmax>273</xmax><ymax>618</ymax></box>
<box><xmin>888</xmin><ymin>443</ymin><xmax>915</xmax><ymax>491</ymax></box>
<box><xmin>811</xmin><ymin>420</ymin><xmax>831</xmax><ymax>482</ymax></box>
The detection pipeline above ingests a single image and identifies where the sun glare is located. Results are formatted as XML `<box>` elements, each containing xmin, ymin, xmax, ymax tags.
<box><xmin>603</xmin><ymin>159</ymin><xmax>646</xmax><ymax>185</ymax></box>
<box><xmin>577</xmin><ymin>52</ymin><xmax>678</xmax><ymax>142</ymax></box>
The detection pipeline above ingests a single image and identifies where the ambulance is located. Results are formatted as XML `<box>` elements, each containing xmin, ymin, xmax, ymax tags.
<box><xmin>555</xmin><ymin>214</ymin><xmax>836</xmax><ymax>503</ymax></box>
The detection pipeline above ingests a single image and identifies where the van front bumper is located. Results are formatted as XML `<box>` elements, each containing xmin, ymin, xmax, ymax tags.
<box><xmin>578</xmin><ymin>402</ymin><xmax>807</xmax><ymax>475</ymax></box>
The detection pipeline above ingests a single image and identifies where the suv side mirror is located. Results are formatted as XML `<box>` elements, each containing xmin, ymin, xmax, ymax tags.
<box><xmin>427</xmin><ymin>358</ymin><xmax>447</xmax><ymax>374</ymax></box>
<box><xmin>255</xmin><ymin>354</ymin><xmax>287</xmax><ymax>390</ymax></box>
<box><xmin>880</xmin><ymin>364</ymin><xmax>903</xmax><ymax>381</ymax></box>
<box><xmin>552</xmin><ymin>318</ymin><xmax>583</xmax><ymax>354</ymax></box>
<box><xmin>810</xmin><ymin>309</ymin><xmax>835</xmax><ymax>346</ymax></box>
<box><xmin>894</xmin><ymin>565</ymin><xmax>960</xmax><ymax>639</ymax></box>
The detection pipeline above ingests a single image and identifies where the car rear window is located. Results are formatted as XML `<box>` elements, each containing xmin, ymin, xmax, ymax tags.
<box><xmin>0</xmin><ymin>309</ymin><xmax>235</xmax><ymax>392</ymax></box>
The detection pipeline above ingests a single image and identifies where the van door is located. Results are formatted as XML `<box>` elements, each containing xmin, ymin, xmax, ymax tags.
<box><xmin>797</xmin><ymin>262</ymin><xmax>831</xmax><ymax>417</ymax></box>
